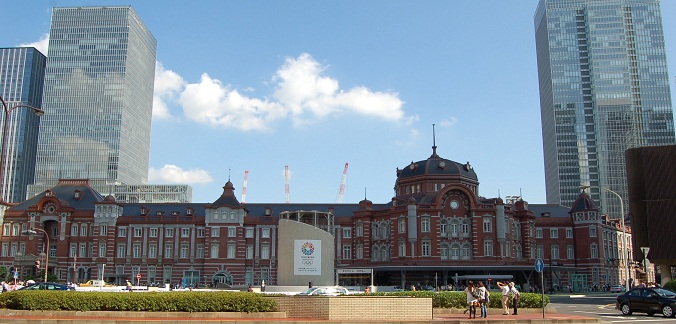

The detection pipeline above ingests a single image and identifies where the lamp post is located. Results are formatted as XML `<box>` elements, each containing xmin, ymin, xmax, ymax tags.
<box><xmin>21</xmin><ymin>228</ymin><xmax>49</xmax><ymax>282</ymax></box>
<box><xmin>0</xmin><ymin>96</ymin><xmax>44</xmax><ymax>205</ymax></box>
<box><xmin>580</xmin><ymin>185</ymin><xmax>631</xmax><ymax>292</ymax></box>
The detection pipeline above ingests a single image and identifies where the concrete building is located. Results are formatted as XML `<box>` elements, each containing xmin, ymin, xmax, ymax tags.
<box><xmin>534</xmin><ymin>0</ymin><xmax>675</xmax><ymax>218</ymax></box>
<box><xmin>0</xmin><ymin>47</ymin><xmax>46</xmax><ymax>203</ymax></box>
<box><xmin>0</xmin><ymin>146</ymin><xmax>635</xmax><ymax>291</ymax></box>
<box><xmin>28</xmin><ymin>6</ymin><xmax>157</xmax><ymax>198</ymax></box>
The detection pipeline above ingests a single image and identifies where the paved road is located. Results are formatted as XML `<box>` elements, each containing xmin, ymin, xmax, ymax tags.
<box><xmin>549</xmin><ymin>292</ymin><xmax>676</xmax><ymax>323</ymax></box>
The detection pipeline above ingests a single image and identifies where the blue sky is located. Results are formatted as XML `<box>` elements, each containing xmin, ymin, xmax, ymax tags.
<box><xmin>2</xmin><ymin>1</ymin><xmax>675</xmax><ymax>205</ymax></box>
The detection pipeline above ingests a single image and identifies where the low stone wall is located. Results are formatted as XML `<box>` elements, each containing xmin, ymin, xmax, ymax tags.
<box><xmin>271</xmin><ymin>295</ymin><xmax>433</xmax><ymax>321</ymax></box>
<box><xmin>0</xmin><ymin>309</ymin><xmax>286</xmax><ymax>319</ymax></box>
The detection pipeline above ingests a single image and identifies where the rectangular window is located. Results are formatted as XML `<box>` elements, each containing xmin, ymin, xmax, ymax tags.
<box><xmin>398</xmin><ymin>242</ymin><xmax>405</xmax><ymax>257</ymax></box>
<box><xmin>462</xmin><ymin>222</ymin><xmax>469</xmax><ymax>236</ymax></box>
<box><xmin>181</xmin><ymin>228</ymin><xmax>190</xmax><ymax>238</ymax></box>
<box><xmin>149</xmin><ymin>228</ymin><xmax>158</xmax><ymax>237</ymax></box>
<box><xmin>421</xmin><ymin>217</ymin><xmax>430</xmax><ymax>232</ymax></box>
<box><xmin>117</xmin><ymin>243</ymin><xmax>125</xmax><ymax>258</ymax></box>
<box><xmin>483</xmin><ymin>217</ymin><xmax>492</xmax><ymax>232</ymax></box>
<box><xmin>165</xmin><ymin>243</ymin><xmax>173</xmax><ymax>258</ymax></box>
<box><xmin>133</xmin><ymin>243</ymin><xmax>141</xmax><ymax>258</ymax></box>
<box><xmin>535</xmin><ymin>228</ymin><xmax>543</xmax><ymax>238</ymax></box>
<box><xmin>261</xmin><ymin>243</ymin><xmax>270</xmax><ymax>259</ymax></box>
<box><xmin>69</xmin><ymin>243</ymin><xmax>77</xmax><ymax>257</ymax></box>
<box><xmin>262</xmin><ymin>228</ymin><xmax>270</xmax><ymax>238</ymax></box>
<box><xmin>536</xmin><ymin>244</ymin><xmax>543</xmax><ymax>259</ymax></box>
<box><xmin>591</xmin><ymin>244</ymin><xmax>598</xmax><ymax>258</ymax></box>
<box><xmin>357</xmin><ymin>243</ymin><xmax>363</xmax><ymax>259</ymax></box>
<box><xmin>228</xmin><ymin>227</ymin><xmax>236</xmax><ymax>237</ymax></box>
<box><xmin>118</xmin><ymin>227</ymin><xmax>127</xmax><ymax>237</ymax></box>
<box><xmin>196</xmin><ymin>244</ymin><xmax>204</xmax><ymax>259</ymax></box>
<box><xmin>589</xmin><ymin>226</ymin><xmax>597</xmax><ymax>237</ymax></box>
<box><xmin>421</xmin><ymin>241</ymin><xmax>430</xmax><ymax>256</ymax></box>
<box><xmin>246</xmin><ymin>244</ymin><xmax>253</xmax><ymax>259</ymax></box>
<box><xmin>196</xmin><ymin>228</ymin><xmax>205</xmax><ymax>237</ymax></box>
<box><xmin>210</xmin><ymin>243</ymin><xmax>219</xmax><ymax>258</ymax></box>
<box><xmin>343</xmin><ymin>228</ymin><xmax>352</xmax><ymax>238</ymax></box>
<box><xmin>484</xmin><ymin>240</ymin><xmax>493</xmax><ymax>256</ymax></box>
<box><xmin>356</xmin><ymin>223</ymin><xmax>363</xmax><ymax>237</ymax></box>
<box><xmin>551</xmin><ymin>244</ymin><xmax>559</xmax><ymax>259</ymax></box>
<box><xmin>134</xmin><ymin>228</ymin><xmax>142</xmax><ymax>237</ymax></box>
<box><xmin>180</xmin><ymin>243</ymin><xmax>189</xmax><ymax>258</ymax></box>
<box><xmin>12</xmin><ymin>224</ymin><xmax>19</xmax><ymax>236</ymax></box>
<box><xmin>81</xmin><ymin>225</ymin><xmax>88</xmax><ymax>237</ymax></box>
<box><xmin>99</xmin><ymin>243</ymin><xmax>106</xmax><ymax>258</ymax></box>
<box><xmin>550</xmin><ymin>228</ymin><xmax>558</xmax><ymax>238</ymax></box>
<box><xmin>398</xmin><ymin>219</ymin><xmax>406</xmax><ymax>233</ymax></box>
<box><xmin>342</xmin><ymin>245</ymin><xmax>352</xmax><ymax>259</ymax></box>
<box><xmin>211</xmin><ymin>227</ymin><xmax>220</xmax><ymax>237</ymax></box>
<box><xmin>148</xmin><ymin>244</ymin><xmax>157</xmax><ymax>258</ymax></box>
<box><xmin>165</xmin><ymin>228</ymin><xmax>174</xmax><ymax>237</ymax></box>
<box><xmin>3</xmin><ymin>224</ymin><xmax>9</xmax><ymax>236</ymax></box>
<box><xmin>1</xmin><ymin>243</ymin><xmax>7</xmax><ymax>257</ymax></box>
<box><xmin>566</xmin><ymin>228</ymin><xmax>573</xmax><ymax>238</ymax></box>
<box><xmin>227</xmin><ymin>242</ymin><xmax>236</xmax><ymax>258</ymax></box>
<box><xmin>245</xmin><ymin>228</ymin><xmax>254</xmax><ymax>238</ymax></box>
<box><xmin>567</xmin><ymin>245</ymin><xmax>574</xmax><ymax>259</ymax></box>
<box><xmin>71</xmin><ymin>224</ymin><xmax>78</xmax><ymax>236</ymax></box>
<box><xmin>100</xmin><ymin>225</ymin><xmax>107</xmax><ymax>236</ymax></box>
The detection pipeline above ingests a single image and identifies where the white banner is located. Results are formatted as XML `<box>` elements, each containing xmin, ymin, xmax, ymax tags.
<box><xmin>294</xmin><ymin>240</ymin><xmax>321</xmax><ymax>275</ymax></box>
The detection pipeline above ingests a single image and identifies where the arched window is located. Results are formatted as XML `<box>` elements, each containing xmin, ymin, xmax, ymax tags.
<box><xmin>462</xmin><ymin>219</ymin><xmax>470</xmax><ymax>237</ymax></box>
<box><xmin>440</xmin><ymin>219</ymin><xmax>448</xmax><ymax>236</ymax></box>
<box><xmin>451</xmin><ymin>244</ymin><xmax>460</xmax><ymax>260</ymax></box>
<box><xmin>462</xmin><ymin>243</ymin><xmax>472</xmax><ymax>260</ymax></box>
<box><xmin>440</xmin><ymin>244</ymin><xmax>449</xmax><ymax>260</ymax></box>
<box><xmin>451</xmin><ymin>219</ymin><xmax>459</xmax><ymax>237</ymax></box>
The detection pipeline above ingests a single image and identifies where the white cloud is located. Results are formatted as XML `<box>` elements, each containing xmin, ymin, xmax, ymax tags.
<box><xmin>148</xmin><ymin>164</ymin><xmax>213</xmax><ymax>184</ymax></box>
<box><xmin>153</xmin><ymin>62</ymin><xmax>186</xmax><ymax>119</ymax></box>
<box><xmin>161</xmin><ymin>53</ymin><xmax>411</xmax><ymax>130</ymax></box>
<box><xmin>394</xmin><ymin>128</ymin><xmax>421</xmax><ymax>147</ymax></box>
<box><xmin>18</xmin><ymin>33</ymin><xmax>49</xmax><ymax>56</ymax></box>
<box><xmin>439</xmin><ymin>116</ymin><xmax>458</xmax><ymax>127</ymax></box>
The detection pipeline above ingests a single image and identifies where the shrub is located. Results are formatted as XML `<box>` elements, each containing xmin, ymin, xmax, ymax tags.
<box><xmin>664</xmin><ymin>279</ymin><xmax>676</xmax><ymax>292</ymax></box>
<box><xmin>0</xmin><ymin>291</ymin><xmax>276</xmax><ymax>312</ymax></box>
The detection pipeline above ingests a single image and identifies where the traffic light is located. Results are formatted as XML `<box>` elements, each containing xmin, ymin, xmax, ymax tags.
<box><xmin>35</xmin><ymin>260</ymin><xmax>40</xmax><ymax>270</ymax></box>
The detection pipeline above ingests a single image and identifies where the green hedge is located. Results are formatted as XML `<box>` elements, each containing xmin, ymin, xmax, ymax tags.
<box><xmin>664</xmin><ymin>279</ymin><xmax>676</xmax><ymax>292</ymax></box>
<box><xmin>0</xmin><ymin>291</ymin><xmax>276</xmax><ymax>312</ymax></box>
<box><xmin>358</xmin><ymin>291</ymin><xmax>549</xmax><ymax>308</ymax></box>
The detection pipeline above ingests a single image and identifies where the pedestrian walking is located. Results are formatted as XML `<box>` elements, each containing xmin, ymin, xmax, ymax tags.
<box><xmin>498</xmin><ymin>281</ymin><xmax>510</xmax><ymax>315</ymax></box>
<box><xmin>463</xmin><ymin>281</ymin><xmax>478</xmax><ymax>319</ymax></box>
<box><xmin>477</xmin><ymin>281</ymin><xmax>489</xmax><ymax>318</ymax></box>
<box><xmin>509</xmin><ymin>282</ymin><xmax>520</xmax><ymax>315</ymax></box>
<box><xmin>126</xmin><ymin>280</ymin><xmax>133</xmax><ymax>292</ymax></box>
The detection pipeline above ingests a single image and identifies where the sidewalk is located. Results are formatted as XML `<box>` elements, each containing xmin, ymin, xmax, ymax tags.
<box><xmin>0</xmin><ymin>311</ymin><xmax>601</xmax><ymax>324</ymax></box>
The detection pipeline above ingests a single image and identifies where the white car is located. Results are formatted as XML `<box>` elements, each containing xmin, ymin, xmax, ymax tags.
<box><xmin>297</xmin><ymin>286</ymin><xmax>348</xmax><ymax>296</ymax></box>
<box><xmin>610</xmin><ymin>285</ymin><xmax>626</xmax><ymax>292</ymax></box>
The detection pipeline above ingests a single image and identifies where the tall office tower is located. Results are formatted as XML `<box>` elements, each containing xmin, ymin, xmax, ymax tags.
<box><xmin>535</xmin><ymin>0</ymin><xmax>674</xmax><ymax>218</ymax></box>
<box><xmin>28</xmin><ymin>6</ymin><xmax>156</xmax><ymax>198</ymax></box>
<box><xmin>0</xmin><ymin>47</ymin><xmax>46</xmax><ymax>203</ymax></box>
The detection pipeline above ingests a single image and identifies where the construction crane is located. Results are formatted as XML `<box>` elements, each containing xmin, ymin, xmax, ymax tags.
<box><xmin>284</xmin><ymin>165</ymin><xmax>290</xmax><ymax>204</ymax></box>
<box><xmin>336</xmin><ymin>162</ymin><xmax>349</xmax><ymax>203</ymax></box>
<box><xmin>241</xmin><ymin>170</ymin><xmax>249</xmax><ymax>203</ymax></box>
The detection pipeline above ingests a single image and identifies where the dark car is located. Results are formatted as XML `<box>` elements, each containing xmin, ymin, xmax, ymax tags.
<box><xmin>18</xmin><ymin>282</ymin><xmax>74</xmax><ymax>291</ymax></box>
<box><xmin>616</xmin><ymin>287</ymin><xmax>676</xmax><ymax>318</ymax></box>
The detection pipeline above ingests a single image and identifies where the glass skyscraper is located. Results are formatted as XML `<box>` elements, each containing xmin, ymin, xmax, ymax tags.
<box><xmin>535</xmin><ymin>0</ymin><xmax>674</xmax><ymax>218</ymax></box>
<box><xmin>0</xmin><ymin>48</ymin><xmax>46</xmax><ymax>203</ymax></box>
<box><xmin>29</xmin><ymin>6</ymin><xmax>157</xmax><ymax>198</ymax></box>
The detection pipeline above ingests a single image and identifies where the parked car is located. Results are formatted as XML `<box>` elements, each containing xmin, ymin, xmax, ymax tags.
<box><xmin>616</xmin><ymin>287</ymin><xmax>676</xmax><ymax>318</ymax></box>
<box><xmin>610</xmin><ymin>285</ymin><xmax>626</xmax><ymax>292</ymax></box>
<box><xmin>18</xmin><ymin>282</ymin><xmax>74</xmax><ymax>291</ymax></box>
<box><xmin>297</xmin><ymin>286</ymin><xmax>348</xmax><ymax>296</ymax></box>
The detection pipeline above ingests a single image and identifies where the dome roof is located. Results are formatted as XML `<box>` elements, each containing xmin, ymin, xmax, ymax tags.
<box><xmin>569</xmin><ymin>191</ymin><xmax>599</xmax><ymax>213</ymax></box>
<box><xmin>397</xmin><ymin>153</ymin><xmax>478</xmax><ymax>181</ymax></box>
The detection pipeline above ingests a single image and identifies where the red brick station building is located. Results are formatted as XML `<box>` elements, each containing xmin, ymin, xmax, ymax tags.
<box><xmin>0</xmin><ymin>145</ymin><xmax>635</xmax><ymax>292</ymax></box>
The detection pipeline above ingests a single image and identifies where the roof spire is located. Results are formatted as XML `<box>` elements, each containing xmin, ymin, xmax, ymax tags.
<box><xmin>430</xmin><ymin>123</ymin><xmax>439</xmax><ymax>158</ymax></box>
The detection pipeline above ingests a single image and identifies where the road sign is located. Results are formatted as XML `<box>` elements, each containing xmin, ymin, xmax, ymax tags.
<box><xmin>535</xmin><ymin>258</ymin><xmax>544</xmax><ymax>272</ymax></box>
<box><xmin>136</xmin><ymin>273</ymin><xmax>141</xmax><ymax>279</ymax></box>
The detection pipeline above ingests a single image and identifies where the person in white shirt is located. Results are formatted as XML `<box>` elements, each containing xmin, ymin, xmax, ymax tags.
<box><xmin>509</xmin><ymin>282</ymin><xmax>520</xmax><ymax>315</ymax></box>
<box><xmin>463</xmin><ymin>281</ymin><xmax>478</xmax><ymax>319</ymax></box>
<box><xmin>477</xmin><ymin>281</ymin><xmax>489</xmax><ymax>318</ymax></box>
<box><xmin>498</xmin><ymin>281</ymin><xmax>510</xmax><ymax>315</ymax></box>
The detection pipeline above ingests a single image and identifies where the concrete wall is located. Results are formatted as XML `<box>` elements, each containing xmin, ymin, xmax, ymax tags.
<box><xmin>277</xmin><ymin>219</ymin><xmax>335</xmax><ymax>286</ymax></box>
<box><xmin>272</xmin><ymin>296</ymin><xmax>433</xmax><ymax>321</ymax></box>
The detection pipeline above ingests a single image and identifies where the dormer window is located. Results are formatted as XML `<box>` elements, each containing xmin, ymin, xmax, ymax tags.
<box><xmin>74</xmin><ymin>190</ymin><xmax>82</xmax><ymax>200</ymax></box>
<box><xmin>156</xmin><ymin>211</ymin><xmax>164</xmax><ymax>216</ymax></box>
<box><xmin>140</xmin><ymin>207</ymin><xmax>149</xmax><ymax>216</ymax></box>
<box><xmin>265</xmin><ymin>208</ymin><xmax>272</xmax><ymax>216</ymax></box>
<box><xmin>45</xmin><ymin>190</ymin><xmax>53</xmax><ymax>197</ymax></box>
<box><xmin>171</xmin><ymin>211</ymin><xmax>179</xmax><ymax>216</ymax></box>
<box><xmin>186</xmin><ymin>207</ymin><xmax>194</xmax><ymax>216</ymax></box>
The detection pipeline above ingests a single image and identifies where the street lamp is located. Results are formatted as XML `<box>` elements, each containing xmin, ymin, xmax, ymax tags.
<box><xmin>0</xmin><ymin>95</ymin><xmax>44</xmax><ymax>205</ymax></box>
<box><xmin>580</xmin><ymin>185</ymin><xmax>631</xmax><ymax>292</ymax></box>
<box><xmin>21</xmin><ymin>228</ymin><xmax>49</xmax><ymax>282</ymax></box>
